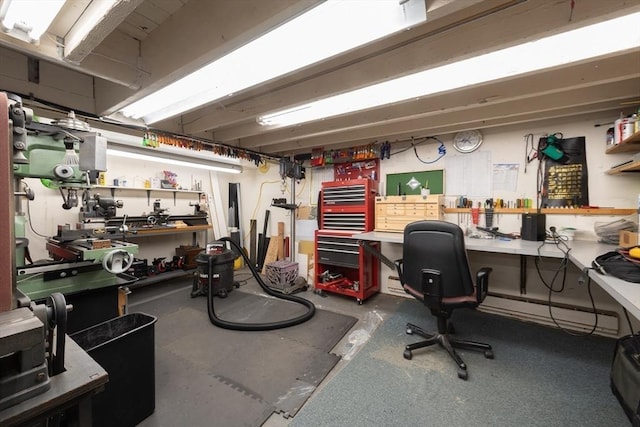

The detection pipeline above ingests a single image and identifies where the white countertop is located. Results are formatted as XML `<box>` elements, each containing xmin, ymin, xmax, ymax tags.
<box><xmin>354</xmin><ymin>230</ymin><xmax>640</xmax><ymax>320</ymax></box>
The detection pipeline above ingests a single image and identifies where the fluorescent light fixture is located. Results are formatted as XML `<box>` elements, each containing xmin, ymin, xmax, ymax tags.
<box><xmin>257</xmin><ymin>12</ymin><xmax>640</xmax><ymax>127</ymax></box>
<box><xmin>98</xmin><ymin>128</ymin><xmax>242</xmax><ymax>174</ymax></box>
<box><xmin>107</xmin><ymin>147</ymin><xmax>242</xmax><ymax>174</ymax></box>
<box><xmin>0</xmin><ymin>0</ymin><xmax>65</xmax><ymax>43</ymax></box>
<box><xmin>118</xmin><ymin>0</ymin><xmax>426</xmax><ymax>124</ymax></box>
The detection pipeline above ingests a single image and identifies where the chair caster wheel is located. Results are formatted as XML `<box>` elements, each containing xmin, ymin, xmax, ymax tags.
<box><xmin>403</xmin><ymin>349</ymin><xmax>412</xmax><ymax>360</ymax></box>
<box><xmin>357</xmin><ymin>299</ymin><xmax>363</xmax><ymax>305</ymax></box>
<box><xmin>406</xmin><ymin>327</ymin><xmax>413</xmax><ymax>335</ymax></box>
<box><xmin>233</xmin><ymin>281</ymin><xmax>240</xmax><ymax>288</ymax></box>
<box><xmin>484</xmin><ymin>350</ymin><xmax>494</xmax><ymax>359</ymax></box>
<box><xmin>218</xmin><ymin>289</ymin><xmax>228</xmax><ymax>298</ymax></box>
<box><xmin>458</xmin><ymin>370</ymin><xmax>468</xmax><ymax>380</ymax></box>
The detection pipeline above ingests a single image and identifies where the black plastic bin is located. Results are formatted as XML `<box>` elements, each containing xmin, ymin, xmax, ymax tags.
<box><xmin>70</xmin><ymin>312</ymin><xmax>157</xmax><ymax>427</ymax></box>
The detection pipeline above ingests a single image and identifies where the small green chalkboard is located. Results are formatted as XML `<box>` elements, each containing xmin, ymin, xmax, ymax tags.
<box><xmin>385</xmin><ymin>170</ymin><xmax>444</xmax><ymax>196</ymax></box>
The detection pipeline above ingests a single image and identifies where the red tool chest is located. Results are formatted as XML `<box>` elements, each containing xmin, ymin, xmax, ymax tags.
<box><xmin>315</xmin><ymin>179</ymin><xmax>380</xmax><ymax>303</ymax></box>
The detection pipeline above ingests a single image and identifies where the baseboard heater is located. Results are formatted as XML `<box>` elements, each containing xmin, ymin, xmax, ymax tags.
<box><xmin>385</xmin><ymin>276</ymin><xmax>619</xmax><ymax>337</ymax></box>
<box><xmin>480</xmin><ymin>294</ymin><xmax>619</xmax><ymax>337</ymax></box>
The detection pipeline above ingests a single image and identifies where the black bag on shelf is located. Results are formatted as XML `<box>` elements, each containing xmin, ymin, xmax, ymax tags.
<box><xmin>610</xmin><ymin>334</ymin><xmax>640</xmax><ymax>426</ymax></box>
<box><xmin>592</xmin><ymin>250</ymin><xmax>640</xmax><ymax>283</ymax></box>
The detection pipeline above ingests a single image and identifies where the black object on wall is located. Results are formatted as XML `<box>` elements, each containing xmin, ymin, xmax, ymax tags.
<box><xmin>228</xmin><ymin>183</ymin><xmax>241</xmax><ymax>228</ymax></box>
<box><xmin>540</xmin><ymin>136</ymin><xmax>589</xmax><ymax>208</ymax></box>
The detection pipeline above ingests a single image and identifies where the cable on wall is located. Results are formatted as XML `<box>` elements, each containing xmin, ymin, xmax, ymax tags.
<box><xmin>411</xmin><ymin>136</ymin><xmax>447</xmax><ymax>164</ymax></box>
<box><xmin>1</xmin><ymin>90</ymin><xmax>281</xmax><ymax>166</ymax></box>
<box><xmin>534</xmin><ymin>228</ymin><xmax>599</xmax><ymax>336</ymax></box>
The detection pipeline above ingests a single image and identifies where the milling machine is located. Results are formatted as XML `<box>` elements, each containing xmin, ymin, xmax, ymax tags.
<box><xmin>11</xmin><ymin>96</ymin><xmax>138</xmax><ymax>309</ymax></box>
<box><xmin>0</xmin><ymin>91</ymin><xmax>110</xmax><ymax>420</ymax></box>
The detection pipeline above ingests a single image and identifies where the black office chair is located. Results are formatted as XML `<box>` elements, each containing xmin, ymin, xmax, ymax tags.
<box><xmin>394</xmin><ymin>220</ymin><xmax>493</xmax><ymax>380</ymax></box>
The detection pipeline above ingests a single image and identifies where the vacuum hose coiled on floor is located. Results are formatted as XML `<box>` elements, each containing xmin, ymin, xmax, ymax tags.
<box><xmin>206</xmin><ymin>237</ymin><xmax>315</xmax><ymax>331</ymax></box>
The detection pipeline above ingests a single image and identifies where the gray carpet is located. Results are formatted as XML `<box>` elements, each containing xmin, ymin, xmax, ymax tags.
<box><xmin>129</xmin><ymin>282</ymin><xmax>357</xmax><ymax>426</ymax></box>
<box><xmin>291</xmin><ymin>299</ymin><xmax>628</xmax><ymax>427</ymax></box>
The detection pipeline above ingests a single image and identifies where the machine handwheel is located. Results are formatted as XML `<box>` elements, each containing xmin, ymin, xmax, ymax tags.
<box><xmin>102</xmin><ymin>249</ymin><xmax>134</xmax><ymax>274</ymax></box>
<box><xmin>403</xmin><ymin>349</ymin><xmax>412</xmax><ymax>360</ymax></box>
<box><xmin>46</xmin><ymin>292</ymin><xmax>68</xmax><ymax>376</ymax></box>
<box><xmin>458</xmin><ymin>370</ymin><xmax>468</xmax><ymax>380</ymax></box>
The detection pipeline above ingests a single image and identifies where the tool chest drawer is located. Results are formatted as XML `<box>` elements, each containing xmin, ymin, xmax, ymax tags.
<box><xmin>322</xmin><ymin>183</ymin><xmax>368</xmax><ymax>205</ymax></box>
<box><xmin>320</xmin><ymin>179</ymin><xmax>376</xmax><ymax>232</ymax></box>
<box><xmin>321</xmin><ymin>212</ymin><xmax>368</xmax><ymax>231</ymax></box>
<box><xmin>316</xmin><ymin>235</ymin><xmax>360</xmax><ymax>268</ymax></box>
<box><xmin>314</xmin><ymin>230</ymin><xmax>380</xmax><ymax>304</ymax></box>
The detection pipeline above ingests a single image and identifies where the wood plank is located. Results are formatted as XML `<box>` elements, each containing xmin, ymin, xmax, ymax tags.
<box><xmin>606</xmin><ymin>160</ymin><xmax>640</xmax><ymax>174</ymax></box>
<box><xmin>261</xmin><ymin>236</ymin><xmax>280</xmax><ymax>274</ymax></box>
<box><xmin>277</xmin><ymin>222</ymin><xmax>285</xmax><ymax>260</ymax></box>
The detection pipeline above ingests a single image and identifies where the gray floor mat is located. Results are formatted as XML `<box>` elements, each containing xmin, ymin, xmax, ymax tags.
<box><xmin>139</xmin><ymin>349</ymin><xmax>274</xmax><ymax>427</ymax></box>
<box><xmin>131</xmin><ymin>285</ymin><xmax>357</xmax><ymax>423</ymax></box>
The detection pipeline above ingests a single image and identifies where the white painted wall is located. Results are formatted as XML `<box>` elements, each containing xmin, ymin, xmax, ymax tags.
<box><xmin>24</xmin><ymin>112</ymin><xmax>639</xmax><ymax>262</ymax></box>
<box><xmin>21</xmin><ymin>113</ymin><xmax>639</xmax><ymax>331</ymax></box>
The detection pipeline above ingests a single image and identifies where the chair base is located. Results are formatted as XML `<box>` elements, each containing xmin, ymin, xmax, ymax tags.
<box><xmin>403</xmin><ymin>322</ymin><xmax>493</xmax><ymax>380</ymax></box>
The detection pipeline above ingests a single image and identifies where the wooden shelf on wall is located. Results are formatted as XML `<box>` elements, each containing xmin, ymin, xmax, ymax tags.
<box><xmin>121</xmin><ymin>224</ymin><xmax>211</xmax><ymax>238</ymax></box>
<box><xmin>443</xmin><ymin>207</ymin><xmax>636</xmax><ymax>215</ymax></box>
<box><xmin>605</xmin><ymin>131</ymin><xmax>640</xmax><ymax>154</ymax></box>
<box><xmin>606</xmin><ymin>160</ymin><xmax>640</xmax><ymax>174</ymax></box>
<box><xmin>93</xmin><ymin>185</ymin><xmax>202</xmax><ymax>194</ymax></box>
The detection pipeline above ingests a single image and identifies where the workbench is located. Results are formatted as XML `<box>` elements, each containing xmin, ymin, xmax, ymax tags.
<box><xmin>355</xmin><ymin>231</ymin><xmax>640</xmax><ymax>321</ymax></box>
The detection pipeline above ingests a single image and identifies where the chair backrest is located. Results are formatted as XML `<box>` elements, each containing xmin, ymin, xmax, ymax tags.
<box><xmin>402</xmin><ymin>220</ymin><xmax>474</xmax><ymax>298</ymax></box>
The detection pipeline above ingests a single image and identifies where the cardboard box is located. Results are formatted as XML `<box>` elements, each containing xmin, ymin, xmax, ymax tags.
<box><xmin>296</xmin><ymin>205</ymin><xmax>315</xmax><ymax>220</ymax></box>
<box><xmin>619</xmin><ymin>230</ymin><xmax>638</xmax><ymax>248</ymax></box>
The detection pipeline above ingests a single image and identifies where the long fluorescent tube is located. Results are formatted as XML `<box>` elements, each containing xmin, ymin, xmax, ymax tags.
<box><xmin>118</xmin><ymin>0</ymin><xmax>426</xmax><ymax>124</ymax></box>
<box><xmin>107</xmin><ymin>147</ymin><xmax>242</xmax><ymax>174</ymax></box>
<box><xmin>0</xmin><ymin>0</ymin><xmax>65</xmax><ymax>43</ymax></box>
<box><xmin>97</xmin><ymin>127</ymin><xmax>241</xmax><ymax>174</ymax></box>
<box><xmin>257</xmin><ymin>12</ymin><xmax>640</xmax><ymax>127</ymax></box>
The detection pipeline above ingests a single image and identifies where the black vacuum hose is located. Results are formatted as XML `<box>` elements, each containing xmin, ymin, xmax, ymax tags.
<box><xmin>206</xmin><ymin>237</ymin><xmax>315</xmax><ymax>331</ymax></box>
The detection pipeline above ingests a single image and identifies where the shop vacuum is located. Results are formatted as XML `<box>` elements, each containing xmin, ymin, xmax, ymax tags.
<box><xmin>191</xmin><ymin>237</ymin><xmax>315</xmax><ymax>331</ymax></box>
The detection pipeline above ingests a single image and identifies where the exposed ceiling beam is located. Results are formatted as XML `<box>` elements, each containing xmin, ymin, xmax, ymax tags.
<box><xmin>222</xmin><ymin>53</ymin><xmax>640</xmax><ymax>146</ymax></box>
<box><xmin>64</xmin><ymin>0</ymin><xmax>145</xmax><ymax>63</ymax></box>
<box><xmin>253</xmin><ymin>80</ymin><xmax>639</xmax><ymax>155</ymax></box>
<box><xmin>180</xmin><ymin>0</ymin><xmax>640</xmax><ymax>135</ymax></box>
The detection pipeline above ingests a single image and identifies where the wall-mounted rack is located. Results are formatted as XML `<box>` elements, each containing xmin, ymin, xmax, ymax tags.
<box><xmin>443</xmin><ymin>207</ymin><xmax>636</xmax><ymax>215</ymax></box>
<box><xmin>92</xmin><ymin>185</ymin><xmax>202</xmax><ymax>205</ymax></box>
<box><xmin>606</xmin><ymin>131</ymin><xmax>640</xmax><ymax>174</ymax></box>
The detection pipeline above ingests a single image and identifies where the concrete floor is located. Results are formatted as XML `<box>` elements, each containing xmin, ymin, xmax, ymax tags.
<box><xmin>249</xmin><ymin>273</ymin><xmax>405</xmax><ymax>426</ymax></box>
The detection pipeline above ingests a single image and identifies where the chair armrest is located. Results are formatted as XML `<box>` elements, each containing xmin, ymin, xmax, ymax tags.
<box><xmin>475</xmin><ymin>267</ymin><xmax>492</xmax><ymax>303</ymax></box>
